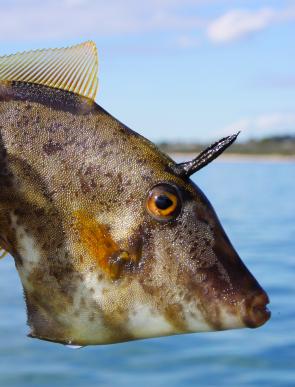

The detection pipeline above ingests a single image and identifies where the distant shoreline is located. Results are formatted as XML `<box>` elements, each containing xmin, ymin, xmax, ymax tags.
<box><xmin>160</xmin><ymin>134</ymin><xmax>295</xmax><ymax>162</ymax></box>
<box><xmin>169</xmin><ymin>152</ymin><xmax>295</xmax><ymax>162</ymax></box>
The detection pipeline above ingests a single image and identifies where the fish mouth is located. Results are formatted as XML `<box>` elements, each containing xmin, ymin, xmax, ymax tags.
<box><xmin>243</xmin><ymin>292</ymin><xmax>271</xmax><ymax>328</ymax></box>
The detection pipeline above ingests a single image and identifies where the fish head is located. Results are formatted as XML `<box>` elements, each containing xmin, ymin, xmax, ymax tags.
<box><xmin>91</xmin><ymin>136</ymin><xmax>270</xmax><ymax>339</ymax></box>
<box><xmin>0</xmin><ymin>98</ymin><xmax>270</xmax><ymax>346</ymax></box>
<box><xmin>46</xmin><ymin>130</ymin><xmax>269</xmax><ymax>345</ymax></box>
<box><xmin>0</xmin><ymin>42</ymin><xmax>270</xmax><ymax>346</ymax></box>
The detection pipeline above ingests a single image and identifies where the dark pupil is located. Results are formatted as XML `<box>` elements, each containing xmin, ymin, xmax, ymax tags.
<box><xmin>155</xmin><ymin>195</ymin><xmax>173</xmax><ymax>210</ymax></box>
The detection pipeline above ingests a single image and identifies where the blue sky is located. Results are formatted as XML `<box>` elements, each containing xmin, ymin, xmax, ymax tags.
<box><xmin>0</xmin><ymin>0</ymin><xmax>294</xmax><ymax>143</ymax></box>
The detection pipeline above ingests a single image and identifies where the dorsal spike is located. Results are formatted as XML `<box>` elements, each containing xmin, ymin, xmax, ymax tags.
<box><xmin>0</xmin><ymin>41</ymin><xmax>98</xmax><ymax>101</ymax></box>
<box><xmin>174</xmin><ymin>132</ymin><xmax>240</xmax><ymax>176</ymax></box>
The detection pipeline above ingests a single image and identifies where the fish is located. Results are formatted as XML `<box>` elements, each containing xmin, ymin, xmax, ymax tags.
<box><xmin>0</xmin><ymin>41</ymin><xmax>270</xmax><ymax>346</ymax></box>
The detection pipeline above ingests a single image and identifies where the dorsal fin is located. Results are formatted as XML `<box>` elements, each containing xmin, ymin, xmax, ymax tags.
<box><xmin>0</xmin><ymin>41</ymin><xmax>98</xmax><ymax>101</ymax></box>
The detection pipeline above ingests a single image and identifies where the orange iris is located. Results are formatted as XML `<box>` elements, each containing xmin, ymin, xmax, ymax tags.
<box><xmin>146</xmin><ymin>184</ymin><xmax>181</xmax><ymax>220</ymax></box>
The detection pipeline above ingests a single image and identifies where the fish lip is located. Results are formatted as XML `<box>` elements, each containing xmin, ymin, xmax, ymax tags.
<box><xmin>251</xmin><ymin>302</ymin><xmax>271</xmax><ymax>327</ymax></box>
<box><xmin>243</xmin><ymin>292</ymin><xmax>271</xmax><ymax>328</ymax></box>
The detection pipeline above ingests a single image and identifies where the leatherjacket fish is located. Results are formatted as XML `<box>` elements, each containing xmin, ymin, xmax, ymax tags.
<box><xmin>0</xmin><ymin>42</ymin><xmax>270</xmax><ymax>346</ymax></box>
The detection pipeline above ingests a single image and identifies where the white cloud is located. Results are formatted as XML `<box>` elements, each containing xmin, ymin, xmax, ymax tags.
<box><xmin>217</xmin><ymin>113</ymin><xmax>295</xmax><ymax>139</ymax></box>
<box><xmin>207</xmin><ymin>6</ymin><xmax>295</xmax><ymax>43</ymax></box>
<box><xmin>0</xmin><ymin>0</ymin><xmax>203</xmax><ymax>41</ymax></box>
<box><xmin>0</xmin><ymin>1</ymin><xmax>294</xmax><ymax>46</ymax></box>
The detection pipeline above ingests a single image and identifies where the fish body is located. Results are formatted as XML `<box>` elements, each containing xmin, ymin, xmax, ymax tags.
<box><xmin>0</xmin><ymin>42</ymin><xmax>270</xmax><ymax>346</ymax></box>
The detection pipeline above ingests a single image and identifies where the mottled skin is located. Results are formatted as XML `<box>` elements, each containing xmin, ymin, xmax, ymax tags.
<box><xmin>0</xmin><ymin>81</ymin><xmax>270</xmax><ymax>346</ymax></box>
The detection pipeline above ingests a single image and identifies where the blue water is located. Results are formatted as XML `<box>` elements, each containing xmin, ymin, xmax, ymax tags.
<box><xmin>0</xmin><ymin>160</ymin><xmax>294</xmax><ymax>386</ymax></box>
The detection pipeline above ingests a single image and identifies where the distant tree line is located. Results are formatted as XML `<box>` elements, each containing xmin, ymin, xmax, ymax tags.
<box><xmin>158</xmin><ymin>134</ymin><xmax>295</xmax><ymax>156</ymax></box>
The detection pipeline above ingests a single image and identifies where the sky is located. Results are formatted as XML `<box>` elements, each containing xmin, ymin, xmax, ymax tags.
<box><xmin>0</xmin><ymin>0</ymin><xmax>294</xmax><ymax>143</ymax></box>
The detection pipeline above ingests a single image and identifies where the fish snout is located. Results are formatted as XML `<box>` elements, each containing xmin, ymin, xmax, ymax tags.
<box><xmin>242</xmin><ymin>291</ymin><xmax>271</xmax><ymax>328</ymax></box>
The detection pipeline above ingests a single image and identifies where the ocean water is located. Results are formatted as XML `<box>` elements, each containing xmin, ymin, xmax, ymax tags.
<box><xmin>0</xmin><ymin>160</ymin><xmax>294</xmax><ymax>387</ymax></box>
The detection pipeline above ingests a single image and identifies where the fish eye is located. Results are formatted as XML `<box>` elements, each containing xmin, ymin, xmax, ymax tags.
<box><xmin>146</xmin><ymin>184</ymin><xmax>181</xmax><ymax>221</ymax></box>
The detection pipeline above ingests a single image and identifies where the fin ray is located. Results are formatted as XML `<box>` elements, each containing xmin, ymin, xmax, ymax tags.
<box><xmin>0</xmin><ymin>41</ymin><xmax>98</xmax><ymax>101</ymax></box>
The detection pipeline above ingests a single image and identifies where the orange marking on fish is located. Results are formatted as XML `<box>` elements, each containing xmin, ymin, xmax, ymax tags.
<box><xmin>73</xmin><ymin>210</ymin><xmax>129</xmax><ymax>278</ymax></box>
